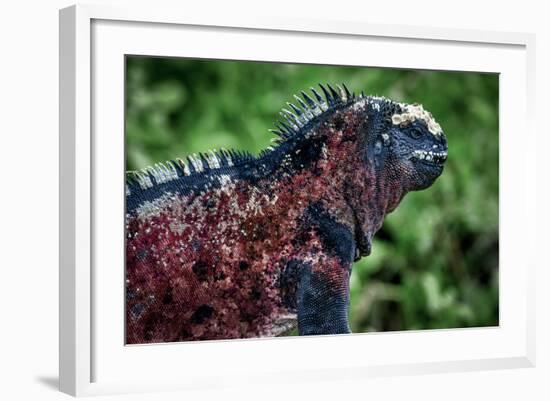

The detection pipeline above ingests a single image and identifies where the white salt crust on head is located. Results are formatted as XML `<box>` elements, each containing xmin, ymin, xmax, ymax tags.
<box><xmin>391</xmin><ymin>103</ymin><xmax>443</xmax><ymax>136</ymax></box>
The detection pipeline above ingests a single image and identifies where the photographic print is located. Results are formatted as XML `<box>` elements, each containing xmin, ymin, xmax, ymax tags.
<box><xmin>124</xmin><ymin>57</ymin><xmax>498</xmax><ymax>344</ymax></box>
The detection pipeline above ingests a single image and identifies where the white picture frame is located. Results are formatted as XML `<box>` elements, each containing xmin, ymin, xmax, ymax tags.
<box><xmin>59</xmin><ymin>4</ymin><xmax>536</xmax><ymax>397</ymax></box>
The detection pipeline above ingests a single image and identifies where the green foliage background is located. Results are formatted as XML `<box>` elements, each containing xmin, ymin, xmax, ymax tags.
<box><xmin>126</xmin><ymin>56</ymin><xmax>499</xmax><ymax>333</ymax></box>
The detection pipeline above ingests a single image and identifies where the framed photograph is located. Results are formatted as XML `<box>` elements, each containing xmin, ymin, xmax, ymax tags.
<box><xmin>59</xmin><ymin>4</ymin><xmax>536</xmax><ymax>396</ymax></box>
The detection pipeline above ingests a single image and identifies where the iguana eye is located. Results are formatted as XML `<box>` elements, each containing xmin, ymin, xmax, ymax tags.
<box><xmin>409</xmin><ymin>128</ymin><xmax>423</xmax><ymax>139</ymax></box>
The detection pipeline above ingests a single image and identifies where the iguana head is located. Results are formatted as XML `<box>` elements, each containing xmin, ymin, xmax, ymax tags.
<box><xmin>367</xmin><ymin>99</ymin><xmax>448</xmax><ymax>193</ymax></box>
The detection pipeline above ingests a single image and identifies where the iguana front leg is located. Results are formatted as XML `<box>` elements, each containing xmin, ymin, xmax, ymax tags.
<box><xmin>288</xmin><ymin>203</ymin><xmax>356</xmax><ymax>335</ymax></box>
<box><xmin>296</xmin><ymin>260</ymin><xmax>352</xmax><ymax>335</ymax></box>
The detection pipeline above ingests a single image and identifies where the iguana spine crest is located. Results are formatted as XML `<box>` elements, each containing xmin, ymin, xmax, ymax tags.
<box><xmin>126</xmin><ymin>83</ymin><xmax>382</xmax><ymax>194</ymax></box>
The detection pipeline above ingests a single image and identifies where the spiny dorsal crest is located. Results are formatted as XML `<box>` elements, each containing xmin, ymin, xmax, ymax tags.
<box><xmin>271</xmin><ymin>83</ymin><xmax>356</xmax><ymax>140</ymax></box>
<box><xmin>126</xmin><ymin>83</ymin><xmax>362</xmax><ymax>193</ymax></box>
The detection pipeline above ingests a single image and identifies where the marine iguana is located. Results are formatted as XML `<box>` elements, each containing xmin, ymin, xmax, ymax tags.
<box><xmin>125</xmin><ymin>84</ymin><xmax>447</xmax><ymax>344</ymax></box>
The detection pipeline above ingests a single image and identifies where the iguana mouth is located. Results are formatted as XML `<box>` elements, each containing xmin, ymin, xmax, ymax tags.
<box><xmin>411</xmin><ymin>149</ymin><xmax>448</xmax><ymax>165</ymax></box>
